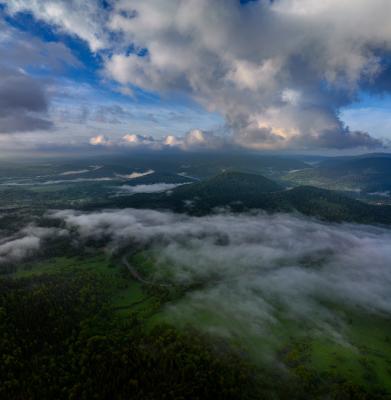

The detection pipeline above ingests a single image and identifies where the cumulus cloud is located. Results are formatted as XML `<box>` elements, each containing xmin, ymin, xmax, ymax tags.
<box><xmin>6</xmin><ymin>0</ymin><xmax>391</xmax><ymax>149</ymax></box>
<box><xmin>102</xmin><ymin>0</ymin><xmax>390</xmax><ymax>150</ymax></box>
<box><xmin>89</xmin><ymin>129</ymin><xmax>230</xmax><ymax>151</ymax></box>
<box><xmin>176</xmin><ymin>129</ymin><xmax>228</xmax><ymax>150</ymax></box>
<box><xmin>89</xmin><ymin>134</ymin><xmax>111</xmax><ymax>146</ymax></box>
<box><xmin>122</xmin><ymin>133</ymin><xmax>157</xmax><ymax>147</ymax></box>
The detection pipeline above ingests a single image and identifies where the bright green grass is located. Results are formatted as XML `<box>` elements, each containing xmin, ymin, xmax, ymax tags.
<box><xmin>28</xmin><ymin>184</ymin><xmax>74</xmax><ymax>192</ymax></box>
<box><xmin>308</xmin><ymin>311</ymin><xmax>391</xmax><ymax>391</ymax></box>
<box><xmin>14</xmin><ymin>254</ymin><xmax>113</xmax><ymax>278</ymax></box>
<box><xmin>112</xmin><ymin>280</ymin><xmax>145</xmax><ymax>308</ymax></box>
<box><xmin>12</xmin><ymin>251</ymin><xmax>391</xmax><ymax>392</ymax></box>
<box><xmin>151</xmin><ymin>297</ymin><xmax>391</xmax><ymax>391</ymax></box>
<box><xmin>130</xmin><ymin>251</ymin><xmax>182</xmax><ymax>283</ymax></box>
<box><xmin>111</xmin><ymin>280</ymin><xmax>157</xmax><ymax>318</ymax></box>
<box><xmin>130</xmin><ymin>252</ymin><xmax>158</xmax><ymax>277</ymax></box>
<box><xmin>128</xmin><ymin>252</ymin><xmax>391</xmax><ymax>393</ymax></box>
<box><xmin>13</xmin><ymin>253</ymin><xmax>157</xmax><ymax>319</ymax></box>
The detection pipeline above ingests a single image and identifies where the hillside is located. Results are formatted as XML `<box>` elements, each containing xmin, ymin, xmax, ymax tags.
<box><xmin>284</xmin><ymin>154</ymin><xmax>391</xmax><ymax>193</ymax></box>
<box><xmin>92</xmin><ymin>171</ymin><xmax>281</xmax><ymax>211</ymax></box>
<box><xmin>96</xmin><ymin>171</ymin><xmax>391</xmax><ymax>224</ymax></box>
<box><xmin>270</xmin><ymin>186</ymin><xmax>391</xmax><ymax>223</ymax></box>
<box><xmin>171</xmin><ymin>170</ymin><xmax>282</xmax><ymax>197</ymax></box>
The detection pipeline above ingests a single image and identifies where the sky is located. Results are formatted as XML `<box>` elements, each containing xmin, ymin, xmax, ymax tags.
<box><xmin>1</xmin><ymin>0</ymin><xmax>391</xmax><ymax>155</ymax></box>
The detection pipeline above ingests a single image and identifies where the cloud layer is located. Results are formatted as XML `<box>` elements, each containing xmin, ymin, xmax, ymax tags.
<box><xmin>103</xmin><ymin>0</ymin><xmax>391</xmax><ymax>150</ymax></box>
<box><xmin>117</xmin><ymin>182</ymin><xmax>187</xmax><ymax>194</ymax></box>
<box><xmin>51</xmin><ymin>208</ymin><xmax>391</xmax><ymax>336</ymax></box>
<box><xmin>89</xmin><ymin>129</ymin><xmax>229</xmax><ymax>151</ymax></box>
<box><xmin>5</xmin><ymin>0</ymin><xmax>391</xmax><ymax>150</ymax></box>
<box><xmin>0</xmin><ymin>19</ymin><xmax>80</xmax><ymax>134</ymax></box>
<box><xmin>0</xmin><ymin>225</ymin><xmax>66</xmax><ymax>265</ymax></box>
<box><xmin>3</xmin><ymin>206</ymin><xmax>390</xmax><ymax>351</ymax></box>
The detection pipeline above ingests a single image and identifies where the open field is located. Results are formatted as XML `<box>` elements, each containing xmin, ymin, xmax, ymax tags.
<box><xmin>123</xmin><ymin>250</ymin><xmax>391</xmax><ymax>393</ymax></box>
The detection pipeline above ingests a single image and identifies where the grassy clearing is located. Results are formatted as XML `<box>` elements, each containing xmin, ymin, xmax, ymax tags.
<box><xmin>13</xmin><ymin>253</ymin><xmax>157</xmax><ymax>319</ymax></box>
<box><xmin>129</xmin><ymin>251</ymin><xmax>158</xmax><ymax>277</ymax></box>
<box><xmin>152</xmin><ymin>298</ymin><xmax>391</xmax><ymax>391</ymax></box>
<box><xmin>128</xmin><ymin>251</ymin><xmax>391</xmax><ymax>393</ymax></box>
<box><xmin>11</xmin><ymin>250</ymin><xmax>391</xmax><ymax>393</ymax></box>
<box><xmin>14</xmin><ymin>254</ymin><xmax>113</xmax><ymax>278</ymax></box>
<box><xmin>308</xmin><ymin>311</ymin><xmax>391</xmax><ymax>391</ymax></box>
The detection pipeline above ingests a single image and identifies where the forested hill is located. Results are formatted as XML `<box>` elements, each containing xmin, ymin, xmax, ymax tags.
<box><xmin>172</xmin><ymin>171</ymin><xmax>283</xmax><ymax>197</ymax></box>
<box><xmin>269</xmin><ymin>186</ymin><xmax>391</xmax><ymax>224</ymax></box>
<box><xmin>285</xmin><ymin>154</ymin><xmax>391</xmax><ymax>192</ymax></box>
<box><xmin>91</xmin><ymin>171</ymin><xmax>391</xmax><ymax>224</ymax></box>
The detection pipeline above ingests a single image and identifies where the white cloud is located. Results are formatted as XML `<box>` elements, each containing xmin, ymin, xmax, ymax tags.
<box><xmin>117</xmin><ymin>182</ymin><xmax>187</xmax><ymax>194</ymax></box>
<box><xmin>0</xmin><ymin>225</ymin><xmax>66</xmax><ymax>265</ymax></box>
<box><xmin>1</xmin><ymin>177</ymin><xmax>115</xmax><ymax>186</ymax></box>
<box><xmin>281</xmin><ymin>89</ymin><xmax>301</xmax><ymax>106</ymax></box>
<box><xmin>5</xmin><ymin>0</ymin><xmax>108</xmax><ymax>51</ymax></box>
<box><xmin>6</xmin><ymin>0</ymin><xmax>391</xmax><ymax>150</ymax></box>
<box><xmin>122</xmin><ymin>133</ymin><xmax>156</xmax><ymax>146</ymax></box>
<box><xmin>60</xmin><ymin>169</ymin><xmax>90</xmax><ymax>176</ymax></box>
<box><xmin>116</xmin><ymin>169</ymin><xmax>155</xmax><ymax>180</ymax></box>
<box><xmin>59</xmin><ymin>165</ymin><xmax>102</xmax><ymax>176</ymax></box>
<box><xmin>0</xmin><ymin>236</ymin><xmax>40</xmax><ymax>264</ymax></box>
<box><xmin>88</xmin><ymin>129</ymin><xmax>229</xmax><ymax>151</ymax></box>
<box><xmin>165</xmin><ymin>129</ymin><xmax>227</xmax><ymax>150</ymax></box>
<box><xmin>101</xmin><ymin>0</ymin><xmax>391</xmax><ymax>149</ymax></box>
<box><xmin>90</xmin><ymin>134</ymin><xmax>110</xmax><ymax>146</ymax></box>
<box><xmin>50</xmin><ymin>208</ymin><xmax>391</xmax><ymax>342</ymax></box>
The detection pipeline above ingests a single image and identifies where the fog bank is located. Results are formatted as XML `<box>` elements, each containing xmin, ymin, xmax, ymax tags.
<box><xmin>51</xmin><ymin>208</ymin><xmax>391</xmax><ymax>337</ymax></box>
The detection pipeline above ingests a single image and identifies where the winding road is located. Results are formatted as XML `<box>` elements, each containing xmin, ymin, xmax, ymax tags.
<box><xmin>121</xmin><ymin>252</ymin><xmax>172</xmax><ymax>287</ymax></box>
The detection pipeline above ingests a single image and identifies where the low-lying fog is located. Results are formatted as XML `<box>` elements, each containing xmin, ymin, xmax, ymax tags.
<box><xmin>4</xmin><ymin>208</ymin><xmax>391</xmax><ymax>344</ymax></box>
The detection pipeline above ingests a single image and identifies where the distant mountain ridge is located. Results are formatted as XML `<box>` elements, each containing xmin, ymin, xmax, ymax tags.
<box><xmin>91</xmin><ymin>171</ymin><xmax>391</xmax><ymax>224</ymax></box>
<box><xmin>285</xmin><ymin>154</ymin><xmax>391</xmax><ymax>193</ymax></box>
<box><xmin>170</xmin><ymin>170</ymin><xmax>283</xmax><ymax>197</ymax></box>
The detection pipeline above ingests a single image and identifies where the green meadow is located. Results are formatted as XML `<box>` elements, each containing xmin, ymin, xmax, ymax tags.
<box><xmin>10</xmin><ymin>250</ymin><xmax>391</xmax><ymax>396</ymax></box>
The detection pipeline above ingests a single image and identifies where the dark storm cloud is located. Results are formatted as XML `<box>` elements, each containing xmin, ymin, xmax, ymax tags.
<box><xmin>307</xmin><ymin>128</ymin><xmax>383</xmax><ymax>150</ymax></box>
<box><xmin>0</xmin><ymin>66</ymin><xmax>53</xmax><ymax>133</ymax></box>
<box><xmin>0</xmin><ymin>19</ymin><xmax>81</xmax><ymax>134</ymax></box>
